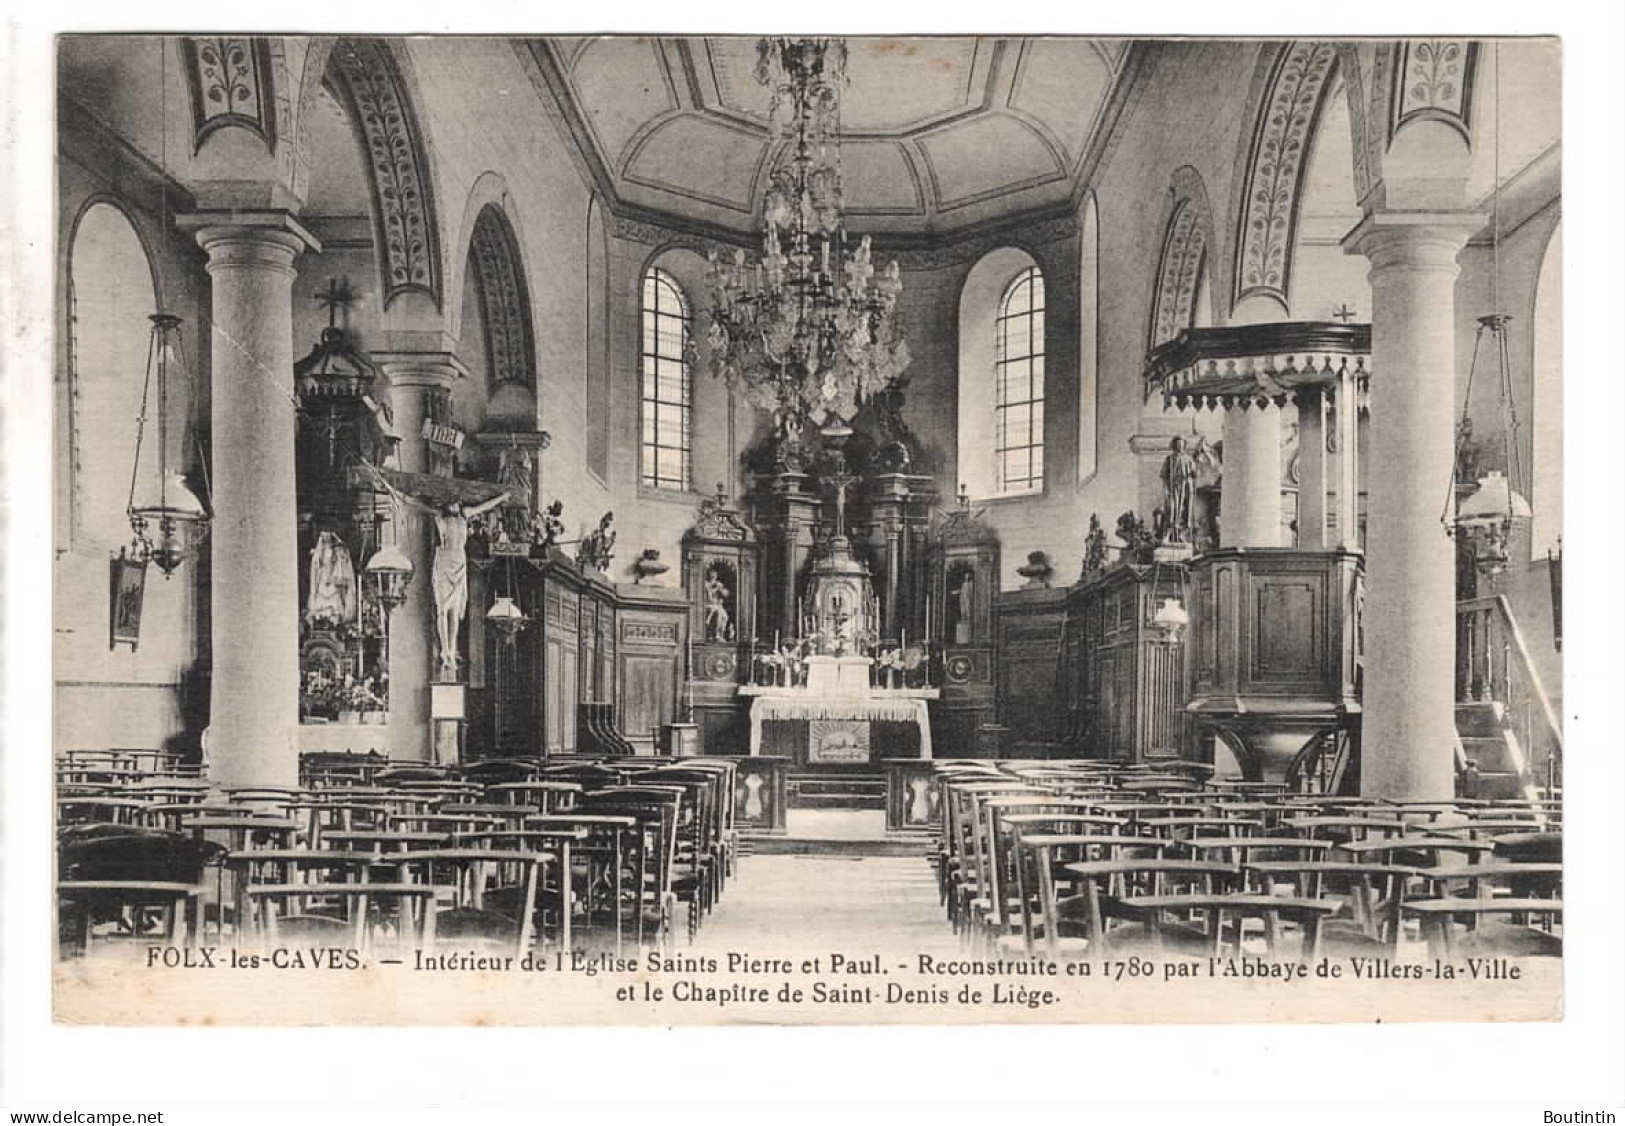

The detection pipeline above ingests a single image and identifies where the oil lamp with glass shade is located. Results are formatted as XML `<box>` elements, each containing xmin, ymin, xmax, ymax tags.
<box><xmin>126</xmin><ymin>313</ymin><xmax>209</xmax><ymax>577</ymax></box>
<box><xmin>486</xmin><ymin>548</ymin><xmax>529</xmax><ymax>645</ymax></box>
<box><xmin>1443</xmin><ymin>314</ymin><xmax>1533</xmax><ymax>584</ymax></box>
<box><xmin>364</xmin><ymin>541</ymin><xmax>414</xmax><ymax>611</ymax></box>
<box><xmin>485</xmin><ymin>595</ymin><xmax>528</xmax><ymax>642</ymax></box>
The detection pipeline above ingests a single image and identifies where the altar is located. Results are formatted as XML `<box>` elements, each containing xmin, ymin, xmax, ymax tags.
<box><xmin>740</xmin><ymin>680</ymin><xmax>938</xmax><ymax>761</ymax></box>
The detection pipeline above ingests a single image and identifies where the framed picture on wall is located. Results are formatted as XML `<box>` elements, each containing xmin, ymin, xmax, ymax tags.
<box><xmin>109</xmin><ymin>549</ymin><xmax>147</xmax><ymax>651</ymax></box>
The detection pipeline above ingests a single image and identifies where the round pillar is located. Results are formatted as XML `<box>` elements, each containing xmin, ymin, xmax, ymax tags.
<box><xmin>375</xmin><ymin>359</ymin><xmax>460</xmax><ymax>763</ymax></box>
<box><xmin>184</xmin><ymin>214</ymin><xmax>318</xmax><ymax>790</ymax></box>
<box><xmin>1296</xmin><ymin>389</ymin><xmax>1329</xmax><ymax>549</ymax></box>
<box><xmin>1220</xmin><ymin>403</ymin><xmax>1283</xmax><ymax>548</ymax></box>
<box><xmin>1345</xmin><ymin>212</ymin><xmax>1483</xmax><ymax>801</ymax></box>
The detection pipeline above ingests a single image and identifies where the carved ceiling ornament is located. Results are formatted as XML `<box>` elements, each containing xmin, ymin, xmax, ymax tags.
<box><xmin>1232</xmin><ymin>41</ymin><xmax>1338</xmax><ymax>314</ymax></box>
<box><xmin>183</xmin><ymin>37</ymin><xmax>276</xmax><ymax>150</ymax></box>
<box><xmin>1391</xmin><ymin>40</ymin><xmax>1477</xmax><ymax>144</ymax></box>
<box><xmin>327</xmin><ymin>38</ymin><xmax>443</xmax><ymax>309</ymax></box>
<box><xmin>469</xmin><ymin>205</ymin><xmax>536</xmax><ymax>391</ymax></box>
<box><xmin>1149</xmin><ymin>198</ymin><xmax>1207</xmax><ymax>348</ymax></box>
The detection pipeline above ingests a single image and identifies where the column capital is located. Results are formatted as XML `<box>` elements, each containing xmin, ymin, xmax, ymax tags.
<box><xmin>178</xmin><ymin>210</ymin><xmax>321</xmax><ymax>273</ymax></box>
<box><xmin>1341</xmin><ymin>210</ymin><xmax>1487</xmax><ymax>271</ymax></box>
<box><xmin>374</xmin><ymin>351</ymin><xmax>470</xmax><ymax>391</ymax></box>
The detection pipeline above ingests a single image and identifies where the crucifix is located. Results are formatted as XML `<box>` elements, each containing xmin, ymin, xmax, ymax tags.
<box><xmin>826</xmin><ymin>463</ymin><xmax>857</xmax><ymax>540</ymax></box>
<box><xmin>1332</xmin><ymin>302</ymin><xmax>1358</xmax><ymax>324</ymax></box>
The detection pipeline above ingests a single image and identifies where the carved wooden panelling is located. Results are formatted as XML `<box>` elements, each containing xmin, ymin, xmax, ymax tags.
<box><xmin>621</xmin><ymin>620</ymin><xmax>678</xmax><ymax>646</ymax></box>
<box><xmin>1253</xmin><ymin>578</ymin><xmax>1319</xmax><ymax>680</ymax></box>
<box><xmin>620</xmin><ymin>654</ymin><xmax>676</xmax><ymax>740</ymax></box>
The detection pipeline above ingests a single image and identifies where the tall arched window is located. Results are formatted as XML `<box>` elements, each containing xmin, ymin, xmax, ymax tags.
<box><xmin>1078</xmin><ymin>194</ymin><xmax>1100</xmax><ymax>484</ymax></box>
<box><xmin>640</xmin><ymin>268</ymin><xmax>691</xmax><ymax>491</ymax></box>
<box><xmin>65</xmin><ymin>202</ymin><xmax>159</xmax><ymax>548</ymax></box>
<box><xmin>994</xmin><ymin>266</ymin><xmax>1045</xmax><ymax>495</ymax></box>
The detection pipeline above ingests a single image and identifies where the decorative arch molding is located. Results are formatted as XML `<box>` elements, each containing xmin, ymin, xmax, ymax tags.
<box><xmin>1231</xmin><ymin>40</ymin><xmax>1339</xmax><ymax>315</ymax></box>
<box><xmin>467</xmin><ymin>204</ymin><xmax>537</xmax><ymax>393</ymax></box>
<box><xmin>1389</xmin><ymin>40</ymin><xmax>1478</xmax><ymax>146</ymax></box>
<box><xmin>325</xmin><ymin>37</ymin><xmax>444</xmax><ymax>309</ymax></box>
<box><xmin>1336</xmin><ymin>45</ymin><xmax>1377</xmax><ymax>203</ymax></box>
<box><xmin>181</xmin><ymin>37</ymin><xmax>277</xmax><ymax>152</ymax></box>
<box><xmin>1148</xmin><ymin>167</ymin><xmax>1216</xmax><ymax>350</ymax></box>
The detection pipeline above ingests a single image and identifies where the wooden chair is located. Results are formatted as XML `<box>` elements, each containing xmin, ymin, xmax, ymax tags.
<box><xmin>390</xmin><ymin>848</ymin><xmax>552</xmax><ymax>955</ymax></box>
<box><xmin>1242</xmin><ymin>860</ymin><xmax>1427</xmax><ymax>952</ymax></box>
<box><xmin>230</xmin><ymin>849</ymin><xmax>380</xmax><ymax>943</ymax></box>
<box><xmin>58</xmin><ymin>828</ymin><xmax>225</xmax><ymax>957</ymax></box>
<box><xmin>1062</xmin><ymin>858</ymin><xmax>1242</xmax><ymax>955</ymax></box>
<box><xmin>526</xmin><ymin>814</ymin><xmax>639</xmax><ymax>952</ymax></box>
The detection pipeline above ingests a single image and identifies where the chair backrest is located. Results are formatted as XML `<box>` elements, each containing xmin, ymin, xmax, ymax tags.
<box><xmin>541</xmin><ymin>763</ymin><xmax>622</xmax><ymax>792</ymax></box>
<box><xmin>60</xmin><ymin>829</ymin><xmax>225</xmax><ymax>884</ymax></box>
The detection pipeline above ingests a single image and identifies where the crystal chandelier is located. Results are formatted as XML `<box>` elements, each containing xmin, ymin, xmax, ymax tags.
<box><xmin>705</xmin><ymin>38</ymin><xmax>910</xmax><ymax>432</ymax></box>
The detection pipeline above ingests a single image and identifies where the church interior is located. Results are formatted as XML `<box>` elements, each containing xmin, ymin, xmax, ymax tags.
<box><xmin>52</xmin><ymin>35</ymin><xmax>1566</xmax><ymax>971</ymax></box>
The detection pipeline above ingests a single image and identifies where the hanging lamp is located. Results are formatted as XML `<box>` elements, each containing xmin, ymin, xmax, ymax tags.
<box><xmin>126</xmin><ymin>313</ymin><xmax>209</xmax><ymax>577</ymax></box>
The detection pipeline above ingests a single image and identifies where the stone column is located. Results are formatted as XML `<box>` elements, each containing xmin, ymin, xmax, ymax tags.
<box><xmin>1220</xmin><ymin>403</ymin><xmax>1283</xmax><ymax>548</ymax></box>
<box><xmin>181</xmin><ymin>213</ymin><xmax>319</xmax><ymax>790</ymax></box>
<box><xmin>1296</xmin><ymin>389</ymin><xmax>1329</xmax><ymax>549</ymax></box>
<box><xmin>374</xmin><ymin>353</ymin><xmax>465</xmax><ymax>763</ymax></box>
<box><xmin>1345</xmin><ymin>212</ymin><xmax>1483</xmax><ymax>801</ymax></box>
<box><xmin>1333</xmin><ymin>368</ymin><xmax>1361</xmax><ymax>550</ymax></box>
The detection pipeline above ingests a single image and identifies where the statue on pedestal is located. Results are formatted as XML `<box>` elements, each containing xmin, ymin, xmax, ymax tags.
<box><xmin>1160</xmin><ymin>436</ymin><xmax>1199</xmax><ymax>545</ymax></box>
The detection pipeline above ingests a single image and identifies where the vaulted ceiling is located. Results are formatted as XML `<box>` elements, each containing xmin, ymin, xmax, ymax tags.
<box><xmin>526</xmin><ymin>37</ymin><xmax>1136</xmax><ymax>242</ymax></box>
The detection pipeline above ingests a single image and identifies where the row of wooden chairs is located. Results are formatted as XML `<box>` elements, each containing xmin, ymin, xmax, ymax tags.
<box><xmin>57</xmin><ymin>752</ymin><xmax>741</xmax><ymax>960</ymax></box>
<box><xmin>933</xmin><ymin>760</ymin><xmax>1562</xmax><ymax>963</ymax></box>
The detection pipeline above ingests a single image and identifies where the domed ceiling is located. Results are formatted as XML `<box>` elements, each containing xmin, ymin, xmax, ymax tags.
<box><xmin>525</xmin><ymin>37</ymin><xmax>1135</xmax><ymax>242</ymax></box>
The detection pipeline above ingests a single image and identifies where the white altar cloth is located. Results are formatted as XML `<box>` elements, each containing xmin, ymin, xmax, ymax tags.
<box><xmin>739</xmin><ymin>687</ymin><xmax>938</xmax><ymax>759</ymax></box>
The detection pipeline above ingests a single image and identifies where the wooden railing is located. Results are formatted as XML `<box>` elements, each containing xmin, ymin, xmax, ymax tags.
<box><xmin>1456</xmin><ymin>594</ymin><xmax>1564</xmax><ymax>788</ymax></box>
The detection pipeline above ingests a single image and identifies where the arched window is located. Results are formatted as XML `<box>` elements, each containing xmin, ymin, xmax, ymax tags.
<box><xmin>65</xmin><ymin>202</ymin><xmax>159</xmax><ymax>548</ymax></box>
<box><xmin>1530</xmin><ymin>223</ymin><xmax>1561</xmax><ymax>559</ymax></box>
<box><xmin>1078</xmin><ymin>194</ymin><xmax>1100</xmax><ymax>484</ymax></box>
<box><xmin>640</xmin><ymin>268</ymin><xmax>691</xmax><ymax>491</ymax></box>
<box><xmin>993</xmin><ymin>266</ymin><xmax>1045</xmax><ymax>495</ymax></box>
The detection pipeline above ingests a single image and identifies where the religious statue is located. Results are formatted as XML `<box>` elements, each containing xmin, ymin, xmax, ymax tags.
<box><xmin>306</xmin><ymin>530</ymin><xmax>358</xmax><ymax>627</ymax></box>
<box><xmin>389</xmin><ymin>485</ymin><xmax>511</xmax><ymax>679</ymax></box>
<box><xmin>947</xmin><ymin>567</ymin><xmax>976</xmax><ymax>645</ymax></box>
<box><xmin>1160</xmin><ymin>436</ymin><xmax>1199</xmax><ymax>544</ymax></box>
<box><xmin>577</xmin><ymin>511</ymin><xmax>616</xmax><ymax>573</ymax></box>
<box><xmin>496</xmin><ymin>445</ymin><xmax>535</xmax><ymax>542</ymax></box>
<box><xmin>704</xmin><ymin>563</ymin><xmax>734</xmax><ymax>642</ymax></box>
<box><xmin>1082</xmin><ymin>514</ymin><xmax>1109</xmax><ymax>580</ymax></box>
